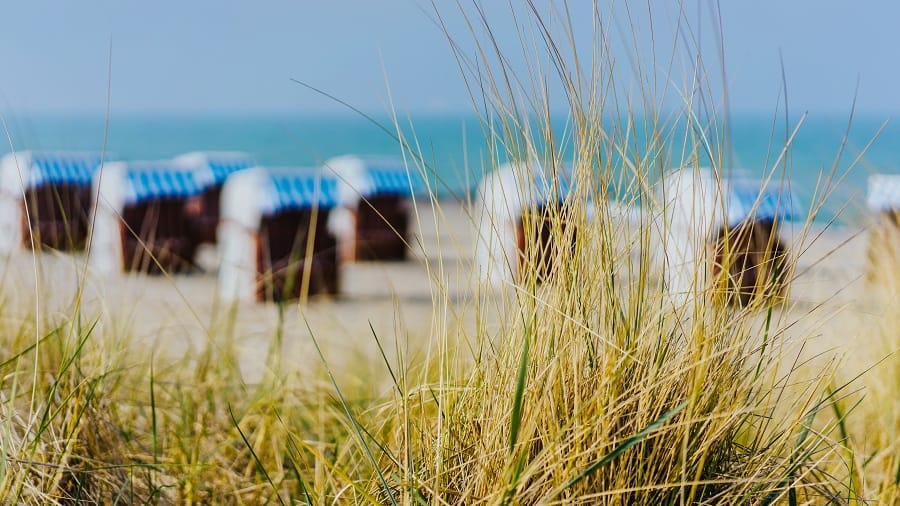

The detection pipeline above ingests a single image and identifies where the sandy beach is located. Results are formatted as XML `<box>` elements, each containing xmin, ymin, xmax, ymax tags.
<box><xmin>0</xmin><ymin>201</ymin><xmax>478</xmax><ymax>385</ymax></box>
<box><xmin>4</xmin><ymin>196</ymin><xmax>899</xmax><ymax>503</ymax></box>
<box><xmin>0</xmin><ymin>200</ymin><xmax>885</xmax><ymax>391</ymax></box>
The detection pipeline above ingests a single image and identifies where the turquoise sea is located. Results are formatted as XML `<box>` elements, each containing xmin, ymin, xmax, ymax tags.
<box><xmin>3</xmin><ymin>112</ymin><xmax>898</xmax><ymax>224</ymax></box>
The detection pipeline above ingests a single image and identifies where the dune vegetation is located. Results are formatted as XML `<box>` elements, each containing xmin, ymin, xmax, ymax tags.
<box><xmin>1</xmin><ymin>1</ymin><xmax>899</xmax><ymax>504</ymax></box>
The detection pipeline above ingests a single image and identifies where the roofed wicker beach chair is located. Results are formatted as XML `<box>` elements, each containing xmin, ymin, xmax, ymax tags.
<box><xmin>218</xmin><ymin>167</ymin><xmax>339</xmax><ymax>303</ymax></box>
<box><xmin>475</xmin><ymin>161</ymin><xmax>585</xmax><ymax>286</ymax></box>
<box><xmin>0</xmin><ymin>151</ymin><xmax>105</xmax><ymax>252</ymax></box>
<box><xmin>655</xmin><ymin>168</ymin><xmax>799</xmax><ymax>308</ymax></box>
<box><xmin>90</xmin><ymin>161</ymin><xmax>205</xmax><ymax>275</ymax></box>
<box><xmin>324</xmin><ymin>155</ymin><xmax>426</xmax><ymax>262</ymax></box>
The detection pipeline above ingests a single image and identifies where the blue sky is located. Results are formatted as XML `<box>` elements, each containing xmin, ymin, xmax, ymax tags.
<box><xmin>0</xmin><ymin>1</ymin><xmax>897</xmax><ymax>116</ymax></box>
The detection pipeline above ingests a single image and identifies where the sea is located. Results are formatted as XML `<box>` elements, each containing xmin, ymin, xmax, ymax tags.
<box><xmin>2</xmin><ymin>112</ymin><xmax>898</xmax><ymax>225</ymax></box>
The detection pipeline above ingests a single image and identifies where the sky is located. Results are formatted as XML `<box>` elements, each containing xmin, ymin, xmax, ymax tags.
<box><xmin>0</xmin><ymin>1</ymin><xmax>897</xmax><ymax>117</ymax></box>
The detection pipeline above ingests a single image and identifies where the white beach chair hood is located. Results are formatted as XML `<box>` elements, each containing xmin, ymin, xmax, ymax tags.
<box><xmin>654</xmin><ymin>167</ymin><xmax>799</xmax><ymax>305</ymax></box>
<box><xmin>475</xmin><ymin>161</ymin><xmax>576</xmax><ymax>286</ymax></box>
<box><xmin>89</xmin><ymin>162</ymin><xmax>128</xmax><ymax>276</ymax></box>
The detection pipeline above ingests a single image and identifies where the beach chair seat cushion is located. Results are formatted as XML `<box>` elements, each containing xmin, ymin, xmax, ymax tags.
<box><xmin>121</xmin><ymin>198</ymin><xmax>198</xmax><ymax>274</ymax></box>
<box><xmin>25</xmin><ymin>183</ymin><xmax>91</xmax><ymax>250</ymax></box>
<box><xmin>256</xmin><ymin>208</ymin><xmax>339</xmax><ymax>301</ymax></box>
<box><xmin>355</xmin><ymin>195</ymin><xmax>410</xmax><ymax>261</ymax></box>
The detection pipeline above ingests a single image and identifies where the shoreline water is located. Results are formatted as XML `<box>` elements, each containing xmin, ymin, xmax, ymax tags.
<box><xmin>0</xmin><ymin>112</ymin><xmax>897</xmax><ymax>219</ymax></box>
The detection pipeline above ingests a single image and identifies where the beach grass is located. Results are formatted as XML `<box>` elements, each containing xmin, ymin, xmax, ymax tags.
<box><xmin>1</xmin><ymin>1</ymin><xmax>899</xmax><ymax>504</ymax></box>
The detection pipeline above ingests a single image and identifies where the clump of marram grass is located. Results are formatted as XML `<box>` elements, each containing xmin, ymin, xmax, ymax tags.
<box><xmin>357</xmin><ymin>2</ymin><xmax>854</xmax><ymax>504</ymax></box>
<box><xmin>832</xmin><ymin>219</ymin><xmax>900</xmax><ymax>504</ymax></box>
<box><xmin>367</xmin><ymin>155</ymin><xmax>847</xmax><ymax>501</ymax></box>
<box><xmin>0</xmin><ymin>297</ymin><xmax>385</xmax><ymax>504</ymax></box>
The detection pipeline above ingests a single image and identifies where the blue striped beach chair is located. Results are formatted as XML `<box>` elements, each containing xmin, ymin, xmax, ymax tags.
<box><xmin>475</xmin><ymin>161</ymin><xmax>583</xmax><ymax>286</ymax></box>
<box><xmin>656</xmin><ymin>168</ymin><xmax>800</xmax><ymax>307</ymax></box>
<box><xmin>324</xmin><ymin>155</ymin><xmax>426</xmax><ymax>262</ymax></box>
<box><xmin>90</xmin><ymin>160</ymin><xmax>205</xmax><ymax>275</ymax></box>
<box><xmin>218</xmin><ymin>167</ymin><xmax>339</xmax><ymax>302</ymax></box>
<box><xmin>0</xmin><ymin>151</ymin><xmax>106</xmax><ymax>252</ymax></box>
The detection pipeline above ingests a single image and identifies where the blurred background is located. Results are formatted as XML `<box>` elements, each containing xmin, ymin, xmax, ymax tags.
<box><xmin>0</xmin><ymin>1</ymin><xmax>897</xmax><ymax>215</ymax></box>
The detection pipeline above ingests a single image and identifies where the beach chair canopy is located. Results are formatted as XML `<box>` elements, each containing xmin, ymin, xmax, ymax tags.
<box><xmin>1</xmin><ymin>151</ymin><xmax>104</xmax><ymax>188</ymax></box>
<box><xmin>479</xmin><ymin>161</ymin><xmax>582</xmax><ymax>217</ymax></box>
<box><xmin>221</xmin><ymin>167</ymin><xmax>338</xmax><ymax>227</ymax></box>
<box><xmin>324</xmin><ymin>155</ymin><xmax>426</xmax><ymax>205</ymax></box>
<box><xmin>723</xmin><ymin>177</ymin><xmax>800</xmax><ymax>226</ymax></box>
<box><xmin>867</xmin><ymin>174</ymin><xmax>900</xmax><ymax>212</ymax></box>
<box><xmin>661</xmin><ymin>168</ymin><xmax>801</xmax><ymax>234</ymax></box>
<box><xmin>262</xmin><ymin>169</ymin><xmax>339</xmax><ymax>214</ymax></box>
<box><xmin>173</xmin><ymin>151</ymin><xmax>256</xmax><ymax>188</ymax></box>
<box><xmin>529</xmin><ymin>162</ymin><xmax>582</xmax><ymax>203</ymax></box>
<box><xmin>115</xmin><ymin>161</ymin><xmax>206</xmax><ymax>204</ymax></box>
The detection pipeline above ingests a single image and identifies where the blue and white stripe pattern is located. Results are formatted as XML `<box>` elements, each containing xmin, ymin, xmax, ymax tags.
<box><xmin>262</xmin><ymin>172</ymin><xmax>338</xmax><ymax>214</ymax></box>
<box><xmin>726</xmin><ymin>179</ymin><xmax>800</xmax><ymax>225</ymax></box>
<box><xmin>29</xmin><ymin>152</ymin><xmax>103</xmax><ymax>186</ymax></box>
<box><xmin>206</xmin><ymin>155</ymin><xmax>255</xmax><ymax>184</ymax></box>
<box><xmin>174</xmin><ymin>152</ymin><xmax>256</xmax><ymax>189</ymax></box>
<box><xmin>362</xmin><ymin>159</ymin><xmax>426</xmax><ymax>196</ymax></box>
<box><xmin>124</xmin><ymin>162</ymin><xmax>204</xmax><ymax>204</ymax></box>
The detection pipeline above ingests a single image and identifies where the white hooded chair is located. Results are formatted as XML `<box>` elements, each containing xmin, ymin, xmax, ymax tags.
<box><xmin>654</xmin><ymin>168</ymin><xmax>799</xmax><ymax>306</ymax></box>
<box><xmin>0</xmin><ymin>151</ymin><xmax>104</xmax><ymax>252</ymax></box>
<box><xmin>324</xmin><ymin>155</ymin><xmax>425</xmax><ymax>262</ymax></box>
<box><xmin>218</xmin><ymin>167</ymin><xmax>340</xmax><ymax>303</ymax></box>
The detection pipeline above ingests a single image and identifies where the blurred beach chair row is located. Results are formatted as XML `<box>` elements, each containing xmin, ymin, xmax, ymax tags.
<box><xmin>5</xmin><ymin>148</ymin><xmax>898</xmax><ymax>307</ymax></box>
<box><xmin>474</xmin><ymin>160</ymin><xmax>803</xmax><ymax>307</ymax></box>
<box><xmin>0</xmin><ymin>151</ymin><xmax>426</xmax><ymax>303</ymax></box>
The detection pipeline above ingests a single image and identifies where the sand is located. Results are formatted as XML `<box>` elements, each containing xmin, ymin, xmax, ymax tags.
<box><xmin>0</xmin><ymin>202</ymin><xmax>479</xmax><ymax>388</ymax></box>
<box><xmin>0</xmin><ymin>200</ymin><xmax>889</xmax><ymax>390</ymax></box>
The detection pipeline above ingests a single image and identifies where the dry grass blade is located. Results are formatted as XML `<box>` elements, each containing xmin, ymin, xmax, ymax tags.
<box><xmin>551</xmin><ymin>398</ymin><xmax>688</xmax><ymax>498</ymax></box>
<box><xmin>303</xmin><ymin>317</ymin><xmax>399</xmax><ymax>506</ymax></box>
<box><xmin>228</xmin><ymin>404</ymin><xmax>286</xmax><ymax>506</ymax></box>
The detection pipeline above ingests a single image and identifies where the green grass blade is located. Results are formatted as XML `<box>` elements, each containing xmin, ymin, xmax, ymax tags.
<box><xmin>509</xmin><ymin>323</ymin><xmax>531</xmax><ymax>454</ymax></box>
<box><xmin>0</xmin><ymin>326</ymin><xmax>59</xmax><ymax>370</ymax></box>
<box><xmin>303</xmin><ymin>317</ymin><xmax>399</xmax><ymax>506</ymax></box>
<box><xmin>149</xmin><ymin>358</ymin><xmax>159</xmax><ymax>494</ymax></box>
<box><xmin>552</xmin><ymin>400</ymin><xmax>688</xmax><ymax>497</ymax></box>
<box><xmin>228</xmin><ymin>405</ymin><xmax>286</xmax><ymax>506</ymax></box>
<box><xmin>370</xmin><ymin>321</ymin><xmax>402</xmax><ymax>396</ymax></box>
<box><xmin>284</xmin><ymin>449</ymin><xmax>314</xmax><ymax>505</ymax></box>
<box><xmin>274</xmin><ymin>411</ymin><xmax>315</xmax><ymax>505</ymax></box>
